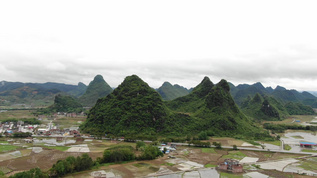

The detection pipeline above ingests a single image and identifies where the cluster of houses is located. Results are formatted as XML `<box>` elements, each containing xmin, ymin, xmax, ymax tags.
<box><xmin>0</xmin><ymin>120</ymin><xmax>81</xmax><ymax>138</ymax></box>
<box><xmin>53</xmin><ymin>112</ymin><xmax>86</xmax><ymax>118</ymax></box>
<box><xmin>158</xmin><ymin>143</ymin><xmax>177</xmax><ymax>154</ymax></box>
<box><xmin>0</xmin><ymin>120</ymin><xmax>38</xmax><ymax>136</ymax></box>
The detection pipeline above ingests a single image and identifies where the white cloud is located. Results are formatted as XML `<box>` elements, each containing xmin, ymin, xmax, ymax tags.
<box><xmin>0</xmin><ymin>0</ymin><xmax>317</xmax><ymax>90</ymax></box>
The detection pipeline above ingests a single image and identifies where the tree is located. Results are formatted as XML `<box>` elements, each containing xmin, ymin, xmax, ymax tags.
<box><xmin>138</xmin><ymin>145</ymin><xmax>163</xmax><ymax>160</ymax></box>
<box><xmin>80</xmin><ymin>153</ymin><xmax>93</xmax><ymax>169</ymax></box>
<box><xmin>10</xmin><ymin>167</ymin><xmax>48</xmax><ymax>178</ymax></box>
<box><xmin>136</xmin><ymin>141</ymin><xmax>146</xmax><ymax>151</ymax></box>
<box><xmin>213</xmin><ymin>142</ymin><xmax>222</xmax><ymax>149</ymax></box>
<box><xmin>198</xmin><ymin>131</ymin><xmax>208</xmax><ymax>140</ymax></box>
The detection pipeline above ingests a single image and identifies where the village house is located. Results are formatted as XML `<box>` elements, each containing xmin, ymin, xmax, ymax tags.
<box><xmin>218</xmin><ymin>159</ymin><xmax>243</xmax><ymax>173</ymax></box>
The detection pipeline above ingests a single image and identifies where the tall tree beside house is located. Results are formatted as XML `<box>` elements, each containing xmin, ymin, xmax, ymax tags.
<box><xmin>78</xmin><ymin>75</ymin><xmax>113</xmax><ymax>107</ymax></box>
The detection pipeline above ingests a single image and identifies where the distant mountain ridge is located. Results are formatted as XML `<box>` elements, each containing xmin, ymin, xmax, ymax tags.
<box><xmin>230</xmin><ymin>82</ymin><xmax>317</xmax><ymax>108</ymax></box>
<box><xmin>156</xmin><ymin>82</ymin><xmax>190</xmax><ymax>100</ymax></box>
<box><xmin>78</xmin><ymin>75</ymin><xmax>113</xmax><ymax>107</ymax></box>
<box><xmin>0</xmin><ymin>81</ymin><xmax>87</xmax><ymax>107</ymax></box>
<box><xmin>1</xmin><ymin>77</ymin><xmax>317</xmax><ymax>110</ymax></box>
<box><xmin>308</xmin><ymin>91</ymin><xmax>317</xmax><ymax>97</ymax></box>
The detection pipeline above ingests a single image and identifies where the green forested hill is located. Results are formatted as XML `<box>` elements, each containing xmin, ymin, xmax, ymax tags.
<box><xmin>50</xmin><ymin>94</ymin><xmax>83</xmax><ymax>113</ymax></box>
<box><xmin>156</xmin><ymin>82</ymin><xmax>189</xmax><ymax>100</ymax></box>
<box><xmin>284</xmin><ymin>102</ymin><xmax>315</xmax><ymax>115</ymax></box>
<box><xmin>36</xmin><ymin>94</ymin><xmax>83</xmax><ymax>114</ymax></box>
<box><xmin>166</xmin><ymin>77</ymin><xmax>214</xmax><ymax>113</ymax></box>
<box><xmin>167</xmin><ymin>78</ymin><xmax>262</xmax><ymax>137</ymax></box>
<box><xmin>80</xmin><ymin>75</ymin><xmax>169</xmax><ymax>135</ymax></box>
<box><xmin>79</xmin><ymin>75</ymin><xmax>113</xmax><ymax>107</ymax></box>
<box><xmin>241</xmin><ymin>92</ymin><xmax>315</xmax><ymax>121</ymax></box>
<box><xmin>241</xmin><ymin>93</ymin><xmax>289</xmax><ymax>121</ymax></box>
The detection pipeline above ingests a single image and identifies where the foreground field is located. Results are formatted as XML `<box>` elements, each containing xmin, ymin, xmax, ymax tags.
<box><xmin>1</xmin><ymin>137</ymin><xmax>316</xmax><ymax>178</ymax></box>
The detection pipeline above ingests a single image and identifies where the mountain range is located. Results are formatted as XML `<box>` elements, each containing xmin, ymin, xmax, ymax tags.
<box><xmin>229</xmin><ymin>82</ymin><xmax>317</xmax><ymax>108</ymax></box>
<box><xmin>0</xmin><ymin>81</ymin><xmax>86</xmax><ymax>107</ymax></box>
<box><xmin>1</xmin><ymin>76</ymin><xmax>317</xmax><ymax>110</ymax></box>
<box><xmin>80</xmin><ymin>75</ymin><xmax>268</xmax><ymax>139</ymax></box>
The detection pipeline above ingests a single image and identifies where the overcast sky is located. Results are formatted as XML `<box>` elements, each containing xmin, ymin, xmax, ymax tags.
<box><xmin>1</xmin><ymin>0</ymin><xmax>317</xmax><ymax>91</ymax></box>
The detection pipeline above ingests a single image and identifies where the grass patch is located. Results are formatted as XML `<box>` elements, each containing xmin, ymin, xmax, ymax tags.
<box><xmin>284</xmin><ymin>144</ymin><xmax>291</xmax><ymax>150</ymax></box>
<box><xmin>291</xmin><ymin>135</ymin><xmax>304</xmax><ymax>139</ymax></box>
<box><xmin>302</xmin><ymin>149</ymin><xmax>317</xmax><ymax>153</ymax></box>
<box><xmin>0</xmin><ymin>145</ymin><xmax>20</xmax><ymax>152</ymax></box>
<box><xmin>220</xmin><ymin>172</ymin><xmax>243</xmax><ymax>178</ymax></box>
<box><xmin>0</xmin><ymin>141</ymin><xmax>8</xmax><ymax>144</ymax></box>
<box><xmin>264</xmin><ymin>140</ymin><xmax>281</xmax><ymax>146</ymax></box>
<box><xmin>133</xmin><ymin>163</ymin><xmax>150</xmax><ymax>168</ymax></box>
<box><xmin>246</xmin><ymin>140</ymin><xmax>260</xmax><ymax>146</ymax></box>
<box><xmin>183</xmin><ymin>150</ymin><xmax>189</xmax><ymax>156</ymax></box>
<box><xmin>0</xmin><ymin>166</ymin><xmax>11</xmax><ymax>174</ymax></box>
<box><xmin>202</xmin><ymin>148</ymin><xmax>216</xmax><ymax>153</ymax></box>
<box><xmin>43</xmin><ymin>146</ymin><xmax>70</xmax><ymax>151</ymax></box>
<box><xmin>162</xmin><ymin>162</ymin><xmax>175</xmax><ymax>166</ymax></box>
<box><xmin>299</xmin><ymin>160</ymin><xmax>317</xmax><ymax>171</ymax></box>
<box><xmin>222</xmin><ymin>151</ymin><xmax>246</xmax><ymax>160</ymax></box>
<box><xmin>108</xmin><ymin>142</ymin><xmax>136</xmax><ymax>148</ymax></box>
<box><xmin>204</xmin><ymin>164</ymin><xmax>216</xmax><ymax>168</ymax></box>
<box><xmin>100</xmin><ymin>160</ymin><xmax>135</xmax><ymax>167</ymax></box>
<box><xmin>264</xmin><ymin>154</ymin><xmax>272</xmax><ymax>158</ymax></box>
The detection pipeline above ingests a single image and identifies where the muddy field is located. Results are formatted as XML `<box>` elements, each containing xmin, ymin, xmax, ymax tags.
<box><xmin>0</xmin><ymin>136</ymin><xmax>315</xmax><ymax>177</ymax></box>
<box><xmin>60</xmin><ymin>145</ymin><xmax>314</xmax><ymax>178</ymax></box>
<box><xmin>0</xmin><ymin>148</ymin><xmax>102</xmax><ymax>176</ymax></box>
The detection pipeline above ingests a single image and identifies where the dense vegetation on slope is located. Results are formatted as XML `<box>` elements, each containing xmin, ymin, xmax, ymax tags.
<box><xmin>240</xmin><ymin>93</ymin><xmax>289</xmax><ymax>121</ymax></box>
<box><xmin>165</xmin><ymin>77</ymin><xmax>269</xmax><ymax>138</ymax></box>
<box><xmin>156</xmin><ymin>82</ymin><xmax>189</xmax><ymax>100</ymax></box>
<box><xmin>284</xmin><ymin>102</ymin><xmax>315</xmax><ymax>115</ymax></box>
<box><xmin>166</xmin><ymin>77</ymin><xmax>214</xmax><ymax>113</ymax></box>
<box><xmin>36</xmin><ymin>94</ymin><xmax>83</xmax><ymax>114</ymax></box>
<box><xmin>169</xmin><ymin>78</ymin><xmax>264</xmax><ymax>137</ymax></box>
<box><xmin>240</xmin><ymin>91</ymin><xmax>315</xmax><ymax>121</ymax></box>
<box><xmin>79</xmin><ymin>75</ymin><xmax>113</xmax><ymax>107</ymax></box>
<box><xmin>50</xmin><ymin>94</ymin><xmax>83</xmax><ymax>112</ymax></box>
<box><xmin>80</xmin><ymin>75</ymin><xmax>169</xmax><ymax>135</ymax></box>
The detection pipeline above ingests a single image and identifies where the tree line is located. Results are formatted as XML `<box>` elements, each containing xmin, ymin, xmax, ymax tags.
<box><xmin>263</xmin><ymin>123</ymin><xmax>317</xmax><ymax>133</ymax></box>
